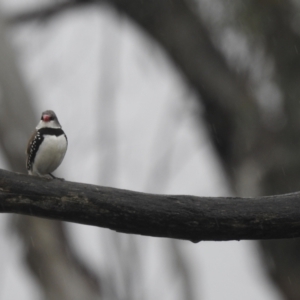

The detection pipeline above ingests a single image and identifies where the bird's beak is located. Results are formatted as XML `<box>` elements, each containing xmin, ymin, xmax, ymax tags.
<box><xmin>42</xmin><ymin>115</ymin><xmax>51</xmax><ymax>122</ymax></box>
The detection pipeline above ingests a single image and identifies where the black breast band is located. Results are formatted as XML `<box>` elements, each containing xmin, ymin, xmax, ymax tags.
<box><xmin>38</xmin><ymin>128</ymin><xmax>65</xmax><ymax>136</ymax></box>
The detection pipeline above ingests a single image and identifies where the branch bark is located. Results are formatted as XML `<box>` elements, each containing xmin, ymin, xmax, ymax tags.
<box><xmin>1</xmin><ymin>168</ymin><xmax>300</xmax><ymax>243</ymax></box>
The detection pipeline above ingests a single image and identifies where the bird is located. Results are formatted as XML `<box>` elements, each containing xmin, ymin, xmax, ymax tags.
<box><xmin>26</xmin><ymin>110</ymin><xmax>68</xmax><ymax>178</ymax></box>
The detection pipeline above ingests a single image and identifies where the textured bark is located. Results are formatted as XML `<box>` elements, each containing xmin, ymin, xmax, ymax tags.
<box><xmin>2</xmin><ymin>168</ymin><xmax>300</xmax><ymax>242</ymax></box>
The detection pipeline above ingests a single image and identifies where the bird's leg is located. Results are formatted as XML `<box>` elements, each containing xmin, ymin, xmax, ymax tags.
<box><xmin>48</xmin><ymin>173</ymin><xmax>65</xmax><ymax>181</ymax></box>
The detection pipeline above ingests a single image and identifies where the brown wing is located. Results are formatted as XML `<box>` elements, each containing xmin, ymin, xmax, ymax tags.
<box><xmin>26</xmin><ymin>130</ymin><xmax>37</xmax><ymax>171</ymax></box>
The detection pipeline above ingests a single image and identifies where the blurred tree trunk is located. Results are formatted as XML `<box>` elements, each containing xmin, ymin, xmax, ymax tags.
<box><xmin>17</xmin><ymin>217</ymin><xmax>100</xmax><ymax>300</ymax></box>
<box><xmin>7</xmin><ymin>0</ymin><xmax>300</xmax><ymax>298</ymax></box>
<box><xmin>0</xmin><ymin>12</ymin><xmax>101</xmax><ymax>300</ymax></box>
<box><xmin>241</xmin><ymin>1</ymin><xmax>300</xmax><ymax>299</ymax></box>
<box><xmin>203</xmin><ymin>1</ymin><xmax>300</xmax><ymax>299</ymax></box>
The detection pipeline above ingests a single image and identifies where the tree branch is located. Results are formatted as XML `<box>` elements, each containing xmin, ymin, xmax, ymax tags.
<box><xmin>1</xmin><ymin>168</ymin><xmax>300</xmax><ymax>242</ymax></box>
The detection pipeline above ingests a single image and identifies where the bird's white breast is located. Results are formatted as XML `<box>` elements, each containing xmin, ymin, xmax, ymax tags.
<box><xmin>32</xmin><ymin>134</ymin><xmax>67</xmax><ymax>175</ymax></box>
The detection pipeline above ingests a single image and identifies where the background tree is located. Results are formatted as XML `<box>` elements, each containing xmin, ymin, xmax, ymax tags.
<box><xmin>1</xmin><ymin>0</ymin><xmax>300</xmax><ymax>299</ymax></box>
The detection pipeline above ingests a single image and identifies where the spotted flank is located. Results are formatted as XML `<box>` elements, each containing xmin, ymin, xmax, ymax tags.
<box><xmin>26</xmin><ymin>128</ymin><xmax>65</xmax><ymax>171</ymax></box>
<box><xmin>27</xmin><ymin>130</ymin><xmax>41</xmax><ymax>171</ymax></box>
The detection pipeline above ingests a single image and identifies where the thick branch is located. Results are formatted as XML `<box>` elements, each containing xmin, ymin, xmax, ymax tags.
<box><xmin>1</xmin><ymin>168</ymin><xmax>300</xmax><ymax>242</ymax></box>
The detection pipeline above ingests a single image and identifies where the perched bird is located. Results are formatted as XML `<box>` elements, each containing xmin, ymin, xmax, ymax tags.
<box><xmin>26</xmin><ymin>110</ymin><xmax>68</xmax><ymax>177</ymax></box>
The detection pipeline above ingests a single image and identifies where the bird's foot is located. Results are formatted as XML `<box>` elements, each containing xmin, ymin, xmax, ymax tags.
<box><xmin>48</xmin><ymin>173</ymin><xmax>65</xmax><ymax>181</ymax></box>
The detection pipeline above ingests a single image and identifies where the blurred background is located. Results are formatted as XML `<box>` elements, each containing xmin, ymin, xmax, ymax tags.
<box><xmin>0</xmin><ymin>0</ymin><xmax>300</xmax><ymax>299</ymax></box>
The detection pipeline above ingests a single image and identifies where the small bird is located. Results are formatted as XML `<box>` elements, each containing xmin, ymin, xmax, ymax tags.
<box><xmin>26</xmin><ymin>110</ymin><xmax>68</xmax><ymax>178</ymax></box>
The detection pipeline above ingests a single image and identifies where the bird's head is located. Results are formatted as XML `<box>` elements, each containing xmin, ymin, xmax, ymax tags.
<box><xmin>36</xmin><ymin>110</ymin><xmax>62</xmax><ymax>129</ymax></box>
